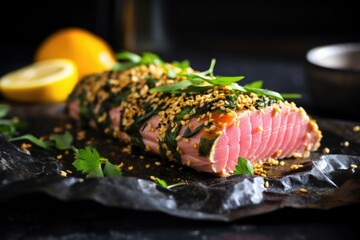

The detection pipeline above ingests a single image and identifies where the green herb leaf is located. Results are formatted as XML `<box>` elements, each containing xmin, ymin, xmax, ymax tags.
<box><xmin>244</xmin><ymin>87</ymin><xmax>284</xmax><ymax>101</ymax></box>
<box><xmin>207</xmin><ymin>76</ymin><xmax>245</xmax><ymax>85</ymax></box>
<box><xmin>171</xmin><ymin>60</ymin><xmax>190</xmax><ymax>71</ymax></box>
<box><xmin>0</xmin><ymin>119</ymin><xmax>17</xmax><ymax>138</ymax></box>
<box><xmin>9</xmin><ymin>134</ymin><xmax>53</xmax><ymax>149</ymax></box>
<box><xmin>244</xmin><ymin>80</ymin><xmax>263</xmax><ymax>88</ymax></box>
<box><xmin>140</xmin><ymin>52</ymin><xmax>163</xmax><ymax>65</ymax></box>
<box><xmin>182</xmin><ymin>123</ymin><xmax>204</xmax><ymax>138</ymax></box>
<box><xmin>234</xmin><ymin>157</ymin><xmax>254</xmax><ymax>175</ymax></box>
<box><xmin>73</xmin><ymin>147</ymin><xmax>104</xmax><ymax>177</ymax></box>
<box><xmin>281</xmin><ymin>93</ymin><xmax>302</xmax><ymax>99</ymax></box>
<box><xmin>103</xmin><ymin>160</ymin><xmax>123</xmax><ymax>177</ymax></box>
<box><xmin>150</xmin><ymin>80</ymin><xmax>193</xmax><ymax>93</ymax></box>
<box><xmin>154</xmin><ymin>177</ymin><xmax>168</xmax><ymax>187</ymax></box>
<box><xmin>0</xmin><ymin>104</ymin><xmax>10</xmax><ymax>118</ymax></box>
<box><xmin>198</xmin><ymin>137</ymin><xmax>216</xmax><ymax>157</ymax></box>
<box><xmin>72</xmin><ymin>147</ymin><xmax>122</xmax><ymax>178</ymax></box>
<box><xmin>115</xmin><ymin>51</ymin><xmax>141</xmax><ymax>63</ymax></box>
<box><xmin>49</xmin><ymin>131</ymin><xmax>73</xmax><ymax>150</ymax></box>
<box><xmin>201</xmin><ymin>58</ymin><xmax>216</xmax><ymax>77</ymax></box>
<box><xmin>113</xmin><ymin>51</ymin><xmax>295</xmax><ymax>101</ymax></box>
<box><xmin>154</xmin><ymin>177</ymin><xmax>186</xmax><ymax>189</ymax></box>
<box><xmin>112</xmin><ymin>62</ymin><xmax>138</xmax><ymax>72</ymax></box>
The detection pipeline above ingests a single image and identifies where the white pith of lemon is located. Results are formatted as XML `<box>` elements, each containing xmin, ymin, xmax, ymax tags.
<box><xmin>0</xmin><ymin>58</ymin><xmax>78</xmax><ymax>103</ymax></box>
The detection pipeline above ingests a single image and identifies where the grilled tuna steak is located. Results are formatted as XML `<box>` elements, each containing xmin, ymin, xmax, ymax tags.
<box><xmin>66</xmin><ymin>61</ymin><xmax>322</xmax><ymax>176</ymax></box>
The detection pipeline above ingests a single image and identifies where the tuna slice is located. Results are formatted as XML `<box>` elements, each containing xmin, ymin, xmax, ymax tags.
<box><xmin>67</xmin><ymin>63</ymin><xmax>322</xmax><ymax>177</ymax></box>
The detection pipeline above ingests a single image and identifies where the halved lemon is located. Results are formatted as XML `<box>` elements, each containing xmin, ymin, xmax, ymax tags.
<box><xmin>0</xmin><ymin>59</ymin><xmax>78</xmax><ymax>103</ymax></box>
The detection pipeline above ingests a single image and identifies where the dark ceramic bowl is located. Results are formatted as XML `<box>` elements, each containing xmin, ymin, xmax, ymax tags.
<box><xmin>305</xmin><ymin>43</ymin><xmax>360</xmax><ymax>118</ymax></box>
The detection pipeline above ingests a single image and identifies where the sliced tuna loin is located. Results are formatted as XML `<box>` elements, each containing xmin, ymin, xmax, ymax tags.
<box><xmin>67</xmin><ymin>62</ymin><xmax>322</xmax><ymax>177</ymax></box>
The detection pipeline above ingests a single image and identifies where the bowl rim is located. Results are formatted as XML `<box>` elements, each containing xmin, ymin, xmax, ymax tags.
<box><xmin>306</xmin><ymin>42</ymin><xmax>360</xmax><ymax>73</ymax></box>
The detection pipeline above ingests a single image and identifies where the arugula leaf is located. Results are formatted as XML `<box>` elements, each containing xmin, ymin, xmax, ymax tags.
<box><xmin>113</xmin><ymin>51</ymin><xmax>177</xmax><ymax>79</ymax></box>
<box><xmin>49</xmin><ymin>131</ymin><xmax>73</xmax><ymax>150</ymax></box>
<box><xmin>149</xmin><ymin>80</ymin><xmax>193</xmax><ymax>93</ymax></box>
<box><xmin>244</xmin><ymin>87</ymin><xmax>284</xmax><ymax>101</ymax></box>
<box><xmin>112</xmin><ymin>62</ymin><xmax>138</xmax><ymax>72</ymax></box>
<box><xmin>154</xmin><ymin>177</ymin><xmax>167</xmax><ymax>187</ymax></box>
<box><xmin>244</xmin><ymin>81</ymin><xmax>301</xmax><ymax>100</ymax></box>
<box><xmin>140</xmin><ymin>52</ymin><xmax>163</xmax><ymax>65</ymax></box>
<box><xmin>244</xmin><ymin>80</ymin><xmax>263</xmax><ymax>88</ymax></box>
<box><xmin>171</xmin><ymin>60</ymin><xmax>190</xmax><ymax>72</ymax></box>
<box><xmin>116</xmin><ymin>51</ymin><xmax>141</xmax><ymax>63</ymax></box>
<box><xmin>234</xmin><ymin>157</ymin><xmax>254</xmax><ymax>175</ymax></box>
<box><xmin>72</xmin><ymin>146</ymin><xmax>122</xmax><ymax>178</ymax></box>
<box><xmin>0</xmin><ymin>104</ymin><xmax>10</xmax><ymax>118</ymax></box>
<box><xmin>201</xmin><ymin>58</ymin><xmax>216</xmax><ymax>77</ymax></box>
<box><xmin>112</xmin><ymin>50</ymin><xmax>298</xmax><ymax>101</ymax></box>
<box><xmin>154</xmin><ymin>177</ymin><xmax>186</xmax><ymax>189</ymax></box>
<box><xmin>149</xmin><ymin>58</ymin><xmax>284</xmax><ymax>101</ymax></box>
<box><xmin>9</xmin><ymin>134</ymin><xmax>53</xmax><ymax>149</ymax></box>
<box><xmin>281</xmin><ymin>93</ymin><xmax>302</xmax><ymax>99</ymax></box>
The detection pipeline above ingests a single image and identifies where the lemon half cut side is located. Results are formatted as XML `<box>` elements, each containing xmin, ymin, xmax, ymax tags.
<box><xmin>0</xmin><ymin>59</ymin><xmax>78</xmax><ymax>103</ymax></box>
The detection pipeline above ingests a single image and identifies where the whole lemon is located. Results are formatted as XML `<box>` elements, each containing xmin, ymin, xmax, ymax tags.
<box><xmin>35</xmin><ymin>27</ymin><xmax>117</xmax><ymax>79</ymax></box>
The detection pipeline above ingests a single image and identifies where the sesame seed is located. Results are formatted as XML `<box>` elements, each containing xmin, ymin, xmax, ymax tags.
<box><xmin>145</xmin><ymin>164</ymin><xmax>151</xmax><ymax>168</ymax></box>
<box><xmin>56</xmin><ymin>155</ymin><xmax>63</xmax><ymax>160</ymax></box>
<box><xmin>20</xmin><ymin>143</ymin><xmax>32</xmax><ymax>151</ymax></box>
<box><xmin>299</xmin><ymin>188</ymin><xmax>308</xmax><ymax>193</ymax></box>
<box><xmin>155</xmin><ymin>161</ymin><xmax>161</xmax><ymax>166</ymax></box>
<box><xmin>60</xmin><ymin>171</ymin><xmax>67</xmax><ymax>177</ymax></box>
<box><xmin>128</xmin><ymin>166</ymin><xmax>134</xmax><ymax>171</ymax></box>
<box><xmin>323</xmin><ymin>147</ymin><xmax>330</xmax><ymax>154</ymax></box>
<box><xmin>264</xmin><ymin>181</ymin><xmax>269</xmax><ymax>188</ymax></box>
<box><xmin>150</xmin><ymin>176</ymin><xmax>156</xmax><ymax>180</ymax></box>
<box><xmin>353</xmin><ymin>125</ymin><xmax>360</xmax><ymax>132</ymax></box>
<box><xmin>53</xmin><ymin>127</ymin><xmax>63</xmax><ymax>133</ymax></box>
<box><xmin>351</xmin><ymin>164</ymin><xmax>358</xmax><ymax>169</ymax></box>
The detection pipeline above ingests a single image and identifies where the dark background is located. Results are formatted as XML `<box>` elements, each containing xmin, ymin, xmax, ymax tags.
<box><xmin>1</xmin><ymin>0</ymin><xmax>359</xmax><ymax>70</ymax></box>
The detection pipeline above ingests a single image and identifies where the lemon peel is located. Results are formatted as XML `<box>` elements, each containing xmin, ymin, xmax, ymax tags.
<box><xmin>35</xmin><ymin>27</ymin><xmax>116</xmax><ymax>79</ymax></box>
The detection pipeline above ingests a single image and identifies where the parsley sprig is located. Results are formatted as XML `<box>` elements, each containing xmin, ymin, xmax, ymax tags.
<box><xmin>72</xmin><ymin>146</ymin><xmax>122</xmax><ymax>178</ymax></box>
<box><xmin>234</xmin><ymin>157</ymin><xmax>254</xmax><ymax>175</ymax></box>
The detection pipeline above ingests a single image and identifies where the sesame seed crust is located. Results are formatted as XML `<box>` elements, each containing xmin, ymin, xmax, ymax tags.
<box><xmin>68</xmin><ymin>63</ymin><xmax>279</xmax><ymax>162</ymax></box>
<box><xmin>67</xmin><ymin>61</ymin><xmax>322</xmax><ymax>176</ymax></box>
